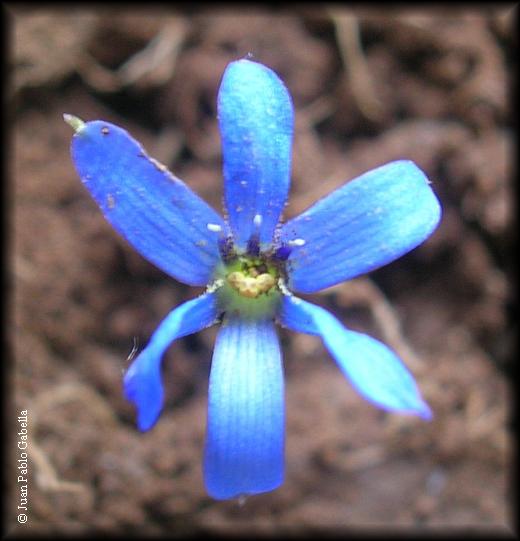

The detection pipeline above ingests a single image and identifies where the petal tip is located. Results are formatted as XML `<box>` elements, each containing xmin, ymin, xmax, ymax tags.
<box><xmin>63</xmin><ymin>113</ymin><xmax>86</xmax><ymax>134</ymax></box>
<box><xmin>124</xmin><ymin>380</ymin><xmax>162</xmax><ymax>432</ymax></box>
<box><xmin>123</xmin><ymin>355</ymin><xmax>164</xmax><ymax>432</ymax></box>
<box><xmin>227</xmin><ymin>56</ymin><xmax>265</xmax><ymax>71</ymax></box>
<box><xmin>398</xmin><ymin>397</ymin><xmax>433</xmax><ymax>421</ymax></box>
<box><xmin>136</xmin><ymin>411</ymin><xmax>160</xmax><ymax>432</ymax></box>
<box><xmin>417</xmin><ymin>400</ymin><xmax>434</xmax><ymax>421</ymax></box>
<box><xmin>205</xmin><ymin>476</ymin><xmax>284</xmax><ymax>501</ymax></box>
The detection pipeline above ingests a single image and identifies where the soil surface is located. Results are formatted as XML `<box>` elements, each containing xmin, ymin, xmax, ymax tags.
<box><xmin>8</xmin><ymin>5</ymin><xmax>515</xmax><ymax>536</ymax></box>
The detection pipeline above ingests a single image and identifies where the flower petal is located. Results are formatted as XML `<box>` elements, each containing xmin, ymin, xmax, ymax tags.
<box><xmin>281</xmin><ymin>160</ymin><xmax>441</xmax><ymax>293</ymax></box>
<box><xmin>204</xmin><ymin>316</ymin><xmax>284</xmax><ymax>499</ymax></box>
<box><xmin>279</xmin><ymin>295</ymin><xmax>432</xmax><ymax>419</ymax></box>
<box><xmin>124</xmin><ymin>293</ymin><xmax>219</xmax><ymax>431</ymax></box>
<box><xmin>218</xmin><ymin>59</ymin><xmax>294</xmax><ymax>249</ymax></box>
<box><xmin>69</xmin><ymin>120</ymin><xmax>224</xmax><ymax>286</ymax></box>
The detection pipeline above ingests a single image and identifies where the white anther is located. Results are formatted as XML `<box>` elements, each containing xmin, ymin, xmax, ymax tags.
<box><xmin>253</xmin><ymin>214</ymin><xmax>262</xmax><ymax>228</ymax></box>
<box><xmin>206</xmin><ymin>278</ymin><xmax>224</xmax><ymax>293</ymax></box>
<box><xmin>277</xmin><ymin>277</ymin><xmax>292</xmax><ymax>296</ymax></box>
<box><xmin>288</xmin><ymin>238</ymin><xmax>306</xmax><ymax>247</ymax></box>
<box><xmin>206</xmin><ymin>223</ymin><xmax>223</xmax><ymax>233</ymax></box>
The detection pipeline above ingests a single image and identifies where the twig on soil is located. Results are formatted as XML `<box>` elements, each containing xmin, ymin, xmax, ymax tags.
<box><xmin>76</xmin><ymin>19</ymin><xmax>187</xmax><ymax>92</ymax></box>
<box><xmin>298</xmin><ymin>95</ymin><xmax>335</xmax><ymax>128</ymax></box>
<box><xmin>329</xmin><ymin>10</ymin><xmax>384</xmax><ymax>122</ymax></box>
<box><xmin>27</xmin><ymin>382</ymin><xmax>117</xmax><ymax>504</ymax></box>
<box><xmin>76</xmin><ymin>51</ymin><xmax>121</xmax><ymax>92</ymax></box>
<box><xmin>31</xmin><ymin>382</ymin><xmax>119</xmax><ymax>426</ymax></box>
<box><xmin>117</xmin><ymin>19</ymin><xmax>187</xmax><ymax>86</ymax></box>
<box><xmin>30</xmin><ymin>439</ymin><xmax>91</xmax><ymax>497</ymax></box>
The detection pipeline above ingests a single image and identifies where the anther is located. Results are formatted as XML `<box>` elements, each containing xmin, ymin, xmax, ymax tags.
<box><xmin>253</xmin><ymin>214</ymin><xmax>262</xmax><ymax>228</ymax></box>
<box><xmin>274</xmin><ymin>244</ymin><xmax>291</xmax><ymax>261</ymax></box>
<box><xmin>206</xmin><ymin>278</ymin><xmax>224</xmax><ymax>293</ymax></box>
<box><xmin>207</xmin><ymin>223</ymin><xmax>222</xmax><ymax>233</ymax></box>
<box><xmin>277</xmin><ymin>277</ymin><xmax>292</xmax><ymax>296</ymax></box>
<box><xmin>288</xmin><ymin>238</ymin><xmax>306</xmax><ymax>247</ymax></box>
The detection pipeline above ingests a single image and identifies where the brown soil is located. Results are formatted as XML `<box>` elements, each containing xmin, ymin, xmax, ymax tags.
<box><xmin>8</xmin><ymin>5</ymin><xmax>514</xmax><ymax>536</ymax></box>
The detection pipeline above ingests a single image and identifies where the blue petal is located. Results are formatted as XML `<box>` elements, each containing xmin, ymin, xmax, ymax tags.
<box><xmin>279</xmin><ymin>295</ymin><xmax>432</xmax><ymax>419</ymax></box>
<box><xmin>218</xmin><ymin>59</ymin><xmax>294</xmax><ymax>249</ymax></box>
<box><xmin>70</xmin><ymin>120</ymin><xmax>224</xmax><ymax>286</ymax></box>
<box><xmin>281</xmin><ymin>160</ymin><xmax>441</xmax><ymax>293</ymax></box>
<box><xmin>124</xmin><ymin>293</ymin><xmax>219</xmax><ymax>431</ymax></box>
<box><xmin>204</xmin><ymin>316</ymin><xmax>284</xmax><ymax>499</ymax></box>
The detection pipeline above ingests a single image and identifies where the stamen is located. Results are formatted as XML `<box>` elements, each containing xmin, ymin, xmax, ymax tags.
<box><xmin>246</xmin><ymin>214</ymin><xmax>262</xmax><ymax>256</ymax></box>
<box><xmin>274</xmin><ymin>245</ymin><xmax>291</xmax><ymax>261</ymax></box>
<box><xmin>206</xmin><ymin>223</ymin><xmax>236</xmax><ymax>262</ymax></box>
<box><xmin>246</xmin><ymin>235</ymin><xmax>260</xmax><ymax>256</ymax></box>
<box><xmin>218</xmin><ymin>235</ymin><xmax>235</xmax><ymax>263</ymax></box>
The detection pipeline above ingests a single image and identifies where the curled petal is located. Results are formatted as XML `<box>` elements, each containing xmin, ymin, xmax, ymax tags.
<box><xmin>124</xmin><ymin>293</ymin><xmax>219</xmax><ymax>431</ymax></box>
<box><xmin>281</xmin><ymin>160</ymin><xmax>441</xmax><ymax>293</ymax></box>
<box><xmin>278</xmin><ymin>295</ymin><xmax>432</xmax><ymax>419</ymax></box>
<box><xmin>218</xmin><ymin>59</ymin><xmax>294</xmax><ymax>249</ymax></box>
<box><xmin>204</xmin><ymin>316</ymin><xmax>284</xmax><ymax>499</ymax></box>
<box><xmin>69</xmin><ymin>119</ymin><xmax>224</xmax><ymax>286</ymax></box>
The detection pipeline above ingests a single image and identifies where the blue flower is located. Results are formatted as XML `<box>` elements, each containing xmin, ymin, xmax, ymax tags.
<box><xmin>65</xmin><ymin>59</ymin><xmax>441</xmax><ymax>500</ymax></box>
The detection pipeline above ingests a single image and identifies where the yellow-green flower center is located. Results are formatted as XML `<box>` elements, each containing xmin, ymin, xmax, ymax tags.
<box><xmin>212</xmin><ymin>255</ymin><xmax>282</xmax><ymax>319</ymax></box>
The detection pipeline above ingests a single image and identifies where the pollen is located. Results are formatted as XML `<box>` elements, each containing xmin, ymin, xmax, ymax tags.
<box><xmin>227</xmin><ymin>270</ymin><xmax>276</xmax><ymax>298</ymax></box>
<box><xmin>213</xmin><ymin>252</ymin><xmax>284</xmax><ymax>318</ymax></box>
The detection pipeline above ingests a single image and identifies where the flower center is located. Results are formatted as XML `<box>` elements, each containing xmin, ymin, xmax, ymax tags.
<box><xmin>206</xmin><ymin>215</ymin><xmax>300</xmax><ymax>319</ymax></box>
<box><xmin>226</xmin><ymin>257</ymin><xmax>277</xmax><ymax>298</ymax></box>
<box><xmin>211</xmin><ymin>252</ymin><xmax>283</xmax><ymax>320</ymax></box>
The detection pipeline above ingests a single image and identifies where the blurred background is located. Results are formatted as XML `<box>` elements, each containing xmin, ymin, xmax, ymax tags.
<box><xmin>8</xmin><ymin>5</ymin><xmax>514</xmax><ymax>535</ymax></box>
